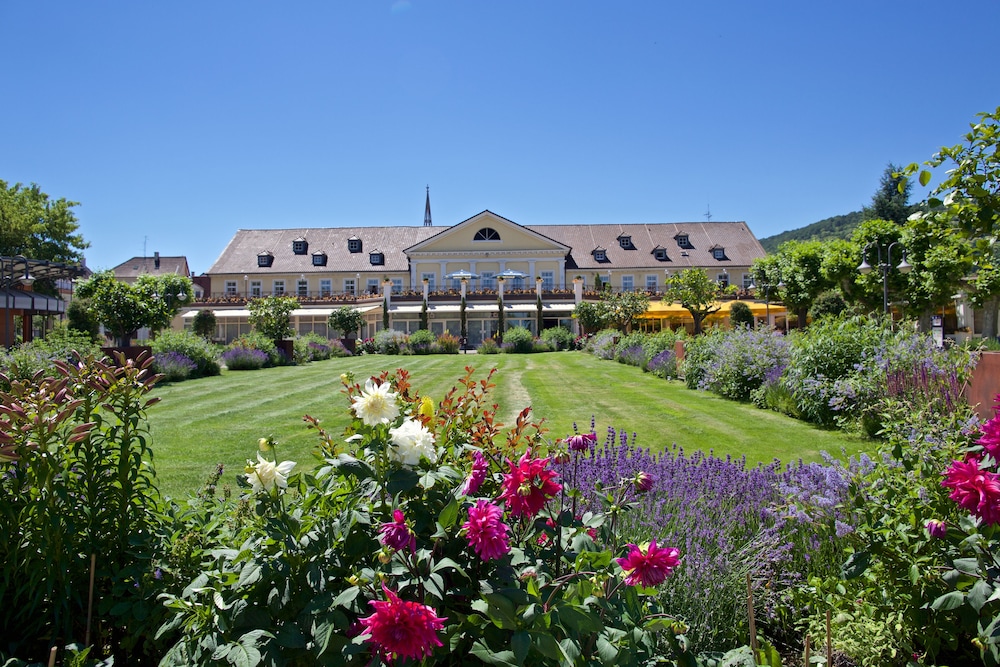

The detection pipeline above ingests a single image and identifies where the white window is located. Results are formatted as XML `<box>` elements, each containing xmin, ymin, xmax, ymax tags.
<box><xmin>367</xmin><ymin>278</ymin><xmax>380</xmax><ymax>295</ymax></box>
<box><xmin>348</xmin><ymin>238</ymin><xmax>362</xmax><ymax>253</ymax></box>
<box><xmin>297</xmin><ymin>279</ymin><xmax>308</xmax><ymax>297</ymax></box>
<box><xmin>675</xmin><ymin>234</ymin><xmax>690</xmax><ymax>248</ymax></box>
<box><xmin>541</xmin><ymin>271</ymin><xmax>555</xmax><ymax>290</ymax></box>
<box><xmin>391</xmin><ymin>278</ymin><xmax>403</xmax><ymax>294</ymax></box>
<box><xmin>713</xmin><ymin>248</ymin><xmax>726</xmax><ymax>260</ymax></box>
<box><xmin>742</xmin><ymin>273</ymin><xmax>753</xmax><ymax>289</ymax></box>
<box><xmin>451</xmin><ymin>278</ymin><xmax>462</xmax><ymax>290</ymax></box>
<box><xmin>594</xmin><ymin>249</ymin><xmax>607</xmax><ymax>261</ymax></box>
<box><xmin>421</xmin><ymin>273</ymin><xmax>436</xmax><ymax>290</ymax></box>
<box><xmin>344</xmin><ymin>278</ymin><xmax>356</xmax><ymax>295</ymax></box>
<box><xmin>319</xmin><ymin>279</ymin><xmax>332</xmax><ymax>297</ymax></box>
<box><xmin>225</xmin><ymin>281</ymin><xmax>237</xmax><ymax>296</ymax></box>
<box><xmin>618</xmin><ymin>235</ymin><xmax>632</xmax><ymax>249</ymax></box>
<box><xmin>621</xmin><ymin>275</ymin><xmax>634</xmax><ymax>292</ymax></box>
<box><xmin>646</xmin><ymin>275</ymin><xmax>658</xmax><ymax>291</ymax></box>
<box><xmin>473</xmin><ymin>227</ymin><xmax>501</xmax><ymax>242</ymax></box>
<box><xmin>312</xmin><ymin>253</ymin><xmax>327</xmax><ymax>266</ymax></box>
<box><xmin>250</xmin><ymin>280</ymin><xmax>262</xmax><ymax>298</ymax></box>
<box><xmin>273</xmin><ymin>280</ymin><xmax>285</xmax><ymax>296</ymax></box>
<box><xmin>653</xmin><ymin>247</ymin><xmax>668</xmax><ymax>261</ymax></box>
<box><xmin>480</xmin><ymin>272</ymin><xmax>495</xmax><ymax>290</ymax></box>
<box><xmin>370</xmin><ymin>252</ymin><xmax>385</xmax><ymax>266</ymax></box>
<box><xmin>717</xmin><ymin>274</ymin><xmax>729</xmax><ymax>288</ymax></box>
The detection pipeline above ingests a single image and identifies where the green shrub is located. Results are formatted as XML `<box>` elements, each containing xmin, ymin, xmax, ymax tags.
<box><xmin>408</xmin><ymin>329</ymin><xmax>435</xmax><ymax>354</ymax></box>
<box><xmin>293</xmin><ymin>333</ymin><xmax>338</xmax><ymax>363</ymax></box>
<box><xmin>501</xmin><ymin>326</ymin><xmax>535</xmax><ymax>353</ymax></box>
<box><xmin>539</xmin><ymin>326</ymin><xmax>574</xmax><ymax>350</ymax></box>
<box><xmin>728</xmin><ymin>300</ymin><xmax>754</xmax><ymax>329</ymax></box>
<box><xmin>0</xmin><ymin>326</ymin><xmax>104</xmax><ymax>390</ymax></box>
<box><xmin>585</xmin><ymin>329</ymin><xmax>620</xmax><ymax>360</ymax></box>
<box><xmin>191</xmin><ymin>309</ymin><xmax>217</xmax><ymax>339</ymax></box>
<box><xmin>151</xmin><ymin>329</ymin><xmax>221</xmax><ymax>378</ymax></box>
<box><xmin>227</xmin><ymin>331</ymin><xmax>283</xmax><ymax>367</ymax></box>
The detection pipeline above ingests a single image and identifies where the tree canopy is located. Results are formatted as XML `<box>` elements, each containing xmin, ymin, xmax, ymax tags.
<box><xmin>663</xmin><ymin>268</ymin><xmax>720</xmax><ymax>335</ymax></box>
<box><xmin>248</xmin><ymin>296</ymin><xmax>299</xmax><ymax>341</ymax></box>
<box><xmin>0</xmin><ymin>180</ymin><xmax>88</xmax><ymax>262</ymax></box>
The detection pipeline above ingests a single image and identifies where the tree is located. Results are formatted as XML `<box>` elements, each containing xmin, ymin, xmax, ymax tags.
<box><xmin>863</xmin><ymin>163</ymin><xmax>913</xmax><ymax>225</ymax></box>
<box><xmin>729</xmin><ymin>301</ymin><xmax>754</xmax><ymax>329</ymax></box>
<box><xmin>904</xmin><ymin>106</ymin><xmax>1000</xmax><ymax>338</ymax></box>
<box><xmin>602</xmin><ymin>290</ymin><xmax>650</xmax><ymax>332</ymax></box>
<box><xmin>663</xmin><ymin>269</ymin><xmax>721</xmax><ymax>335</ymax></box>
<box><xmin>134</xmin><ymin>273</ymin><xmax>194</xmax><ymax>337</ymax></box>
<box><xmin>0</xmin><ymin>180</ymin><xmax>89</xmax><ymax>262</ymax></box>
<box><xmin>192</xmin><ymin>310</ymin><xmax>217</xmax><ymax>340</ymax></box>
<box><xmin>572</xmin><ymin>300</ymin><xmax>607</xmax><ymax>334</ymax></box>
<box><xmin>74</xmin><ymin>271</ymin><xmax>152</xmax><ymax>347</ymax></box>
<box><xmin>328</xmin><ymin>306</ymin><xmax>364</xmax><ymax>340</ymax></box>
<box><xmin>65</xmin><ymin>297</ymin><xmax>101</xmax><ymax>342</ymax></box>
<box><xmin>771</xmin><ymin>240</ymin><xmax>829</xmax><ymax>327</ymax></box>
<box><xmin>247</xmin><ymin>296</ymin><xmax>298</xmax><ymax>342</ymax></box>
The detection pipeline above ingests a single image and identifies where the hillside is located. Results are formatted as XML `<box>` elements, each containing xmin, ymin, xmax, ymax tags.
<box><xmin>759</xmin><ymin>211</ymin><xmax>863</xmax><ymax>254</ymax></box>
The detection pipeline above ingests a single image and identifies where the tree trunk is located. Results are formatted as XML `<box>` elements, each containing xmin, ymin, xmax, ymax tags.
<box><xmin>917</xmin><ymin>310</ymin><xmax>933</xmax><ymax>333</ymax></box>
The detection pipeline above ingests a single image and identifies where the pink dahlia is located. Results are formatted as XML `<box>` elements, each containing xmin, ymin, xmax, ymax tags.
<box><xmin>360</xmin><ymin>584</ymin><xmax>446</xmax><ymax>662</ymax></box>
<box><xmin>616</xmin><ymin>540</ymin><xmax>680</xmax><ymax>587</ymax></box>
<box><xmin>379</xmin><ymin>509</ymin><xmax>416</xmax><ymax>552</ymax></box>
<box><xmin>634</xmin><ymin>471</ymin><xmax>655</xmax><ymax>493</ymax></box>
<box><xmin>942</xmin><ymin>457</ymin><xmax>1000</xmax><ymax>525</ymax></box>
<box><xmin>978</xmin><ymin>415</ymin><xmax>1000</xmax><ymax>460</ymax></box>
<box><xmin>499</xmin><ymin>449</ymin><xmax>562</xmax><ymax>518</ymax></box>
<box><xmin>463</xmin><ymin>499</ymin><xmax>511</xmax><ymax>561</ymax></box>
<box><xmin>925</xmin><ymin>519</ymin><xmax>948</xmax><ymax>538</ymax></box>
<box><xmin>460</xmin><ymin>450</ymin><xmax>489</xmax><ymax>496</ymax></box>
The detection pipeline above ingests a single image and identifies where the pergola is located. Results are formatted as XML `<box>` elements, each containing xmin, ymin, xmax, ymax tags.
<box><xmin>1</xmin><ymin>255</ymin><xmax>88</xmax><ymax>348</ymax></box>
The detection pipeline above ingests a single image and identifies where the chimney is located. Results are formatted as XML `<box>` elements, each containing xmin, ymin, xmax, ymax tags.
<box><xmin>154</xmin><ymin>251</ymin><xmax>160</xmax><ymax>270</ymax></box>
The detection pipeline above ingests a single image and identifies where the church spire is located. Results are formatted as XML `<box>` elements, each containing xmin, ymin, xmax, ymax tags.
<box><xmin>424</xmin><ymin>185</ymin><xmax>432</xmax><ymax>227</ymax></box>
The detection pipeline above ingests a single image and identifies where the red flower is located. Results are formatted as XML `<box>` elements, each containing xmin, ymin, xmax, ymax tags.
<box><xmin>942</xmin><ymin>457</ymin><xmax>1000</xmax><ymax>525</ymax></box>
<box><xmin>379</xmin><ymin>509</ymin><xmax>416</xmax><ymax>552</ymax></box>
<box><xmin>616</xmin><ymin>540</ymin><xmax>680</xmax><ymax>587</ymax></box>
<box><xmin>499</xmin><ymin>449</ymin><xmax>562</xmax><ymax>518</ymax></box>
<box><xmin>360</xmin><ymin>584</ymin><xmax>446</xmax><ymax>662</ymax></box>
<box><xmin>634</xmin><ymin>471</ymin><xmax>655</xmax><ymax>493</ymax></box>
<box><xmin>460</xmin><ymin>450</ymin><xmax>489</xmax><ymax>496</ymax></box>
<box><xmin>463</xmin><ymin>500</ymin><xmax>510</xmax><ymax>560</ymax></box>
<box><xmin>925</xmin><ymin>519</ymin><xmax>948</xmax><ymax>538</ymax></box>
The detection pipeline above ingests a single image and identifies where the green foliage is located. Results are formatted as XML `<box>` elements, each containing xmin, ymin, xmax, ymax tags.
<box><xmin>771</xmin><ymin>240</ymin><xmax>828</xmax><ymax>326</ymax></box>
<box><xmin>247</xmin><ymin>296</ymin><xmax>298</xmax><ymax>341</ymax></box>
<box><xmin>191</xmin><ymin>309</ymin><xmax>217</xmax><ymax>339</ymax></box>
<box><xmin>572</xmin><ymin>300</ymin><xmax>607</xmax><ymax>334</ymax></box>
<box><xmin>477</xmin><ymin>337</ymin><xmax>500</xmax><ymax>354</ymax></box>
<box><xmin>501</xmin><ymin>325</ymin><xmax>535</xmax><ymax>353</ymax></box>
<box><xmin>407</xmin><ymin>329</ymin><xmax>435</xmax><ymax>354</ymax></box>
<box><xmin>728</xmin><ymin>301</ymin><xmax>754</xmax><ymax>329</ymax></box>
<box><xmin>435</xmin><ymin>332</ymin><xmax>461</xmax><ymax>354</ymax></box>
<box><xmin>862</xmin><ymin>162</ymin><xmax>914</xmax><ymax>225</ymax></box>
<box><xmin>293</xmin><ymin>333</ymin><xmax>344</xmax><ymax>363</ymax></box>
<box><xmin>373</xmin><ymin>328</ymin><xmax>407</xmax><ymax>355</ymax></box>
<box><xmin>66</xmin><ymin>297</ymin><xmax>101</xmax><ymax>341</ymax></box>
<box><xmin>540</xmin><ymin>325</ymin><xmax>574</xmax><ymax>351</ymax></box>
<box><xmin>135</xmin><ymin>273</ymin><xmax>195</xmax><ymax>337</ymax></box>
<box><xmin>0</xmin><ymin>179</ymin><xmax>89</xmax><ymax>262</ymax></box>
<box><xmin>328</xmin><ymin>306</ymin><xmax>364</xmax><ymax>338</ymax></box>
<box><xmin>809</xmin><ymin>290</ymin><xmax>848</xmax><ymax>321</ymax></box>
<box><xmin>0</xmin><ymin>326</ymin><xmax>103</xmax><ymax>390</ymax></box>
<box><xmin>226</xmin><ymin>332</ymin><xmax>281</xmax><ymax>367</ymax></box>
<box><xmin>0</xmin><ymin>354</ymin><xmax>164</xmax><ymax>663</ymax></box>
<box><xmin>151</xmin><ymin>329</ymin><xmax>221</xmax><ymax>378</ymax></box>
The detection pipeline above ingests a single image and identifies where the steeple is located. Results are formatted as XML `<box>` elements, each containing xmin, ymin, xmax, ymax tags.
<box><xmin>424</xmin><ymin>185</ymin><xmax>432</xmax><ymax>227</ymax></box>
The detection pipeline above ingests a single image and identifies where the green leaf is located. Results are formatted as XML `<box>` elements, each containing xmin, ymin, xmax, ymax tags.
<box><xmin>931</xmin><ymin>590</ymin><xmax>965</xmax><ymax>611</ymax></box>
<box><xmin>238</xmin><ymin>561</ymin><xmax>262</xmax><ymax>588</ymax></box>
<box><xmin>953</xmin><ymin>557</ymin><xmax>979</xmax><ymax>575</ymax></box>
<box><xmin>330</xmin><ymin>454</ymin><xmax>373</xmax><ymax>480</ymax></box>
<box><xmin>439</xmin><ymin>497</ymin><xmax>459</xmax><ymax>528</ymax></box>
<box><xmin>968</xmin><ymin>579</ymin><xmax>994</xmax><ymax>612</ymax></box>
<box><xmin>484</xmin><ymin>592</ymin><xmax>519</xmax><ymax>629</ymax></box>
<box><xmin>512</xmin><ymin>631</ymin><xmax>530</xmax><ymax>665</ymax></box>
<box><xmin>596</xmin><ymin>636</ymin><xmax>619</xmax><ymax>664</ymax></box>
<box><xmin>841</xmin><ymin>551</ymin><xmax>870</xmax><ymax>579</ymax></box>
<box><xmin>530</xmin><ymin>631</ymin><xmax>564</xmax><ymax>661</ymax></box>
<box><xmin>919</xmin><ymin>169</ymin><xmax>932</xmax><ymax>187</ymax></box>
<box><xmin>387</xmin><ymin>467</ymin><xmax>420</xmax><ymax>495</ymax></box>
<box><xmin>276</xmin><ymin>623</ymin><xmax>306</xmax><ymax>649</ymax></box>
<box><xmin>470</xmin><ymin>642</ymin><xmax>519</xmax><ymax>666</ymax></box>
<box><xmin>556</xmin><ymin>605</ymin><xmax>602</xmax><ymax>634</ymax></box>
<box><xmin>333</xmin><ymin>586</ymin><xmax>360</xmax><ymax>608</ymax></box>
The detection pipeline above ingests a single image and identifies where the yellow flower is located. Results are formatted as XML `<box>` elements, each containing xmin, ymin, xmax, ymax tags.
<box><xmin>419</xmin><ymin>396</ymin><xmax>435</xmax><ymax>419</ymax></box>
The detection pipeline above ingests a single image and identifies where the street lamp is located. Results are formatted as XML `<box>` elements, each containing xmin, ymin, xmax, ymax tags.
<box><xmin>748</xmin><ymin>279</ymin><xmax>784</xmax><ymax>326</ymax></box>
<box><xmin>858</xmin><ymin>241</ymin><xmax>911</xmax><ymax>315</ymax></box>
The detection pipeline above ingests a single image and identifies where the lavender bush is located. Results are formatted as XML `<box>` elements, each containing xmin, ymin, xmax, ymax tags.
<box><xmin>646</xmin><ymin>348</ymin><xmax>678</xmax><ymax>379</ymax></box>
<box><xmin>560</xmin><ymin>423</ymin><xmax>854</xmax><ymax>651</ymax></box>
<box><xmin>221</xmin><ymin>347</ymin><xmax>269</xmax><ymax>370</ymax></box>
<box><xmin>683</xmin><ymin>326</ymin><xmax>790</xmax><ymax>402</ymax></box>
<box><xmin>153</xmin><ymin>351</ymin><xmax>197</xmax><ymax>382</ymax></box>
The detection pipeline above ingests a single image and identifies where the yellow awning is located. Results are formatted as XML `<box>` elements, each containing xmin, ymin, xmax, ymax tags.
<box><xmin>637</xmin><ymin>300</ymin><xmax>787</xmax><ymax>319</ymax></box>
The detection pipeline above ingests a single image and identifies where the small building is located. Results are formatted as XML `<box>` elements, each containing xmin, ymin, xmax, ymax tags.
<box><xmin>1</xmin><ymin>255</ymin><xmax>88</xmax><ymax>348</ymax></box>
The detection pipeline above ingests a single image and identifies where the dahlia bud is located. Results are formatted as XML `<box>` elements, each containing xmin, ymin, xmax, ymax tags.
<box><xmin>634</xmin><ymin>471</ymin><xmax>655</xmax><ymax>493</ymax></box>
<box><xmin>258</xmin><ymin>437</ymin><xmax>273</xmax><ymax>452</ymax></box>
<box><xmin>925</xmin><ymin>519</ymin><xmax>947</xmax><ymax>538</ymax></box>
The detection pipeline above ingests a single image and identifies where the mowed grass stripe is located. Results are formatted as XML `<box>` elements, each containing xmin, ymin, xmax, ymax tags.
<box><xmin>147</xmin><ymin>353</ymin><xmax>864</xmax><ymax>498</ymax></box>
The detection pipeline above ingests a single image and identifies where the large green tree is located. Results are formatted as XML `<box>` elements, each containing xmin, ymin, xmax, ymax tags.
<box><xmin>0</xmin><ymin>180</ymin><xmax>88</xmax><ymax>262</ymax></box>
<box><xmin>74</xmin><ymin>271</ymin><xmax>152</xmax><ymax>347</ymax></box>
<box><xmin>770</xmin><ymin>240</ymin><xmax>829</xmax><ymax>327</ymax></box>
<box><xmin>134</xmin><ymin>273</ymin><xmax>195</xmax><ymax>337</ymax></box>
<box><xmin>664</xmin><ymin>268</ymin><xmax>720</xmax><ymax>334</ymax></box>
<box><xmin>248</xmin><ymin>296</ymin><xmax>299</xmax><ymax>342</ymax></box>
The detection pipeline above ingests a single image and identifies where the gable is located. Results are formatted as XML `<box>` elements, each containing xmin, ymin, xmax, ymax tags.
<box><xmin>404</xmin><ymin>211</ymin><xmax>569</xmax><ymax>255</ymax></box>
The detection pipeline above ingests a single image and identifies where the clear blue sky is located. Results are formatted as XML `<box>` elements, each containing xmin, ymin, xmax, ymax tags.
<box><xmin>3</xmin><ymin>1</ymin><xmax>998</xmax><ymax>274</ymax></box>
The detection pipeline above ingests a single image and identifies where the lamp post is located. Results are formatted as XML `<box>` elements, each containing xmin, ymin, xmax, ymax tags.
<box><xmin>748</xmin><ymin>279</ymin><xmax>784</xmax><ymax>327</ymax></box>
<box><xmin>858</xmin><ymin>241</ymin><xmax>912</xmax><ymax>315</ymax></box>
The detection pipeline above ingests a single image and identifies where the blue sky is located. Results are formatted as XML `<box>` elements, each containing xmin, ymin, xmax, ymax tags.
<box><xmin>3</xmin><ymin>1</ymin><xmax>998</xmax><ymax>274</ymax></box>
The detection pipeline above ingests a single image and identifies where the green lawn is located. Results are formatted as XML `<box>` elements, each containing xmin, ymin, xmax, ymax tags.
<box><xmin>147</xmin><ymin>352</ymin><xmax>866</xmax><ymax>498</ymax></box>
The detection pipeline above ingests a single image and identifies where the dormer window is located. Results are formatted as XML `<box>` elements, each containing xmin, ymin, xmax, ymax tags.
<box><xmin>292</xmin><ymin>237</ymin><xmax>308</xmax><ymax>255</ymax></box>
<box><xmin>711</xmin><ymin>246</ymin><xmax>727</xmax><ymax>260</ymax></box>
<box><xmin>675</xmin><ymin>233</ymin><xmax>692</xmax><ymax>249</ymax></box>
<box><xmin>257</xmin><ymin>251</ymin><xmax>274</xmax><ymax>268</ymax></box>
<box><xmin>473</xmin><ymin>227</ymin><xmax>501</xmax><ymax>242</ymax></box>
<box><xmin>369</xmin><ymin>251</ymin><xmax>385</xmax><ymax>266</ymax></box>
<box><xmin>312</xmin><ymin>251</ymin><xmax>327</xmax><ymax>266</ymax></box>
<box><xmin>348</xmin><ymin>236</ymin><xmax>362</xmax><ymax>253</ymax></box>
<box><xmin>593</xmin><ymin>247</ymin><xmax>607</xmax><ymax>262</ymax></box>
<box><xmin>618</xmin><ymin>234</ymin><xmax>634</xmax><ymax>249</ymax></box>
<box><xmin>652</xmin><ymin>246</ymin><xmax>669</xmax><ymax>261</ymax></box>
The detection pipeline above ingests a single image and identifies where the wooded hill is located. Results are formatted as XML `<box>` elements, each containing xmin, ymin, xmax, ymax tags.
<box><xmin>758</xmin><ymin>210</ymin><xmax>864</xmax><ymax>254</ymax></box>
